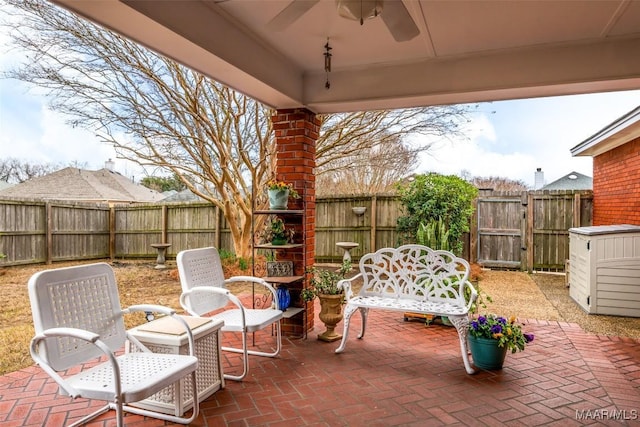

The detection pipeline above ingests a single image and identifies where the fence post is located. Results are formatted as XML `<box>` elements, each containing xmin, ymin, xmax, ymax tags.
<box><xmin>370</xmin><ymin>195</ymin><xmax>377</xmax><ymax>252</ymax></box>
<box><xmin>46</xmin><ymin>202</ymin><xmax>52</xmax><ymax>264</ymax></box>
<box><xmin>520</xmin><ymin>191</ymin><xmax>534</xmax><ymax>271</ymax></box>
<box><xmin>526</xmin><ymin>192</ymin><xmax>534</xmax><ymax>272</ymax></box>
<box><xmin>109</xmin><ymin>207</ymin><xmax>115</xmax><ymax>260</ymax></box>
<box><xmin>161</xmin><ymin>205</ymin><xmax>168</xmax><ymax>243</ymax></box>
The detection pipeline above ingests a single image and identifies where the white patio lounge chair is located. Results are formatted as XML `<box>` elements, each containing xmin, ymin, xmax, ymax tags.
<box><xmin>28</xmin><ymin>262</ymin><xmax>199</xmax><ymax>427</ymax></box>
<box><xmin>177</xmin><ymin>246</ymin><xmax>283</xmax><ymax>381</ymax></box>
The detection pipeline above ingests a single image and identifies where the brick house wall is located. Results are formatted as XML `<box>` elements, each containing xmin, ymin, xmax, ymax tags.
<box><xmin>592</xmin><ymin>137</ymin><xmax>640</xmax><ymax>225</ymax></box>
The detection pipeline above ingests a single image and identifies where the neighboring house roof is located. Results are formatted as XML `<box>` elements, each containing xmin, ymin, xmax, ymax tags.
<box><xmin>0</xmin><ymin>181</ymin><xmax>12</xmax><ymax>191</ymax></box>
<box><xmin>541</xmin><ymin>171</ymin><xmax>592</xmax><ymax>191</ymax></box>
<box><xmin>0</xmin><ymin>167</ymin><xmax>164</xmax><ymax>203</ymax></box>
<box><xmin>572</xmin><ymin>105</ymin><xmax>640</xmax><ymax>157</ymax></box>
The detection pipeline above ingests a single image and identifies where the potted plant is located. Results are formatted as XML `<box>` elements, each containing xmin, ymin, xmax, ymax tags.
<box><xmin>468</xmin><ymin>314</ymin><xmax>534</xmax><ymax>370</ymax></box>
<box><xmin>266</xmin><ymin>179</ymin><xmax>300</xmax><ymax>210</ymax></box>
<box><xmin>260</xmin><ymin>217</ymin><xmax>294</xmax><ymax>245</ymax></box>
<box><xmin>302</xmin><ymin>260</ymin><xmax>351</xmax><ymax>342</ymax></box>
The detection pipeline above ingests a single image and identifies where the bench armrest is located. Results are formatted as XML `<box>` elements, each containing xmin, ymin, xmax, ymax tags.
<box><xmin>337</xmin><ymin>273</ymin><xmax>362</xmax><ymax>301</ymax></box>
<box><xmin>462</xmin><ymin>280</ymin><xmax>478</xmax><ymax>313</ymax></box>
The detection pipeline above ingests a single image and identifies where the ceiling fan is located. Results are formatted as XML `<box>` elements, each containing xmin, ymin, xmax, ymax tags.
<box><xmin>266</xmin><ymin>0</ymin><xmax>420</xmax><ymax>42</ymax></box>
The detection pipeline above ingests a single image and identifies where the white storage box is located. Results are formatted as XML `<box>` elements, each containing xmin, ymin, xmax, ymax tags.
<box><xmin>569</xmin><ymin>225</ymin><xmax>640</xmax><ymax>316</ymax></box>
<box><xmin>126</xmin><ymin>316</ymin><xmax>225</xmax><ymax>416</ymax></box>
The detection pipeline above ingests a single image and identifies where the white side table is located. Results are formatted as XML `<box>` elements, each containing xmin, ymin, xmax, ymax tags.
<box><xmin>126</xmin><ymin>316</ymin><xmax>225</xmax><ymax>416</ymax></box>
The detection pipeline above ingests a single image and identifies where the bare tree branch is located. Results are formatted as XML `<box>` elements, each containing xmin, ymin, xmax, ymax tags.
<box><xmin>315</xmin><ymin>106</ymin><xmax>473</xmax><ymax>194</ymax></box>
<box><xmin>1</xmin><ymin>0</ymin><xmax>474</xmax><ymax>253</ymax></box>
<box><xmin>0</xmin><ymin>158</ymin><xmax>65</xmax><ymax>183</ymax></box>
<box><xmin>2</xmin><ymin>0</ymin><xmax>276</xmax><ymax>257</ymax></box>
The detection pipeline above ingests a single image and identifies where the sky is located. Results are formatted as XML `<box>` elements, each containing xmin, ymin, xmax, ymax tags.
<box><xmin>1</xmin><ymin>24</ymin><xmax>640</xmax><ymax>187</ymax></box>
<box><xmin>416</xmin><ymin>90</ymin><xmax>640</xmax><ymax>187</ymax></box>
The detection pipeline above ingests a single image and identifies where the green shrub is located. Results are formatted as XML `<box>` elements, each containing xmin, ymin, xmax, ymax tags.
<box><xmin>397</xmin><ymin>173</ymin><xmax>477</xmax><ymax>255</ymax></box>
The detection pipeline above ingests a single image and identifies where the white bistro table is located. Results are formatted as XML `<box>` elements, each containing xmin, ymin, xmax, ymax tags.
<box><xmin>126</xmin><ymin>315</ymin><xmax>225</xmax><ymax>416</ymax></box>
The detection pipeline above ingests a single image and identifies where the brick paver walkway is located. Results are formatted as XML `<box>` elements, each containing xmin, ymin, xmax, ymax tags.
<box><xmin>2</xmin><ymin>302</ymin><xmax>640</xmax><ymax>426</ymax></box>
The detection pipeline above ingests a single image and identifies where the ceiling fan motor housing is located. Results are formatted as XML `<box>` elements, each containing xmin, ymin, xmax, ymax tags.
<box><xmin>337</xmin><ymin>0</ymin><xmax>383</xmax><ymax>24</ymax></box>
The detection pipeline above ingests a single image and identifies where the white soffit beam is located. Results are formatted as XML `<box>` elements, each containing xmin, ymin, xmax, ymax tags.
<box><xmin>304</xmin><ymin>37</ymin><xmax>640</xmax><ymax>113</ymax></box>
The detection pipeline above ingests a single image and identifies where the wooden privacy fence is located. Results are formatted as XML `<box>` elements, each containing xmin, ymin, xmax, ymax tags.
<box><xmin>473</xmin><ymin>190</ymin><xmax>593</xmax><ymax>271</ymax></box>
<box><xmin>0</xmin><ymin>199</ymin><xmax>230</xmax><ymax>265</ymax></box>
<box><xmin>0</xmin><ymin>199</ymin><xmax>110</xmax><ymax>265</ymax></box>
<box><xmin>0</xmin><ymin>190</ymin><xmax>592</xmax><ymax>271</ymax></box>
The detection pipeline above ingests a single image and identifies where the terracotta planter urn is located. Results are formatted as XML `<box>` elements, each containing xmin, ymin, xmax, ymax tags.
<box><xmin>317</xmin><ymin>293</ymin><xmax>344</xmax><ymax>342</ymax></box>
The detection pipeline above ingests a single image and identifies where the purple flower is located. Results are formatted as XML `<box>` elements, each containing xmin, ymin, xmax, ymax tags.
<box><xmin>478</xmin><ymin>315</ymin><xmax>486</xmax><ymax>324</ymax></box>
<box><xmin>471</xmin><ymin>320</ymin><xmax>479</xmax><ymax>330</ymax></box>
<box><xmin>524</xmin><ymin>333</ymin><xmax>535</xmax><ymax>343</ymax></box>
<box><xmin>496</xmin><ymin>316</ymin><xmax>506</xmax><ymax>324</ymax></box>
<box><xmin>490</xmin><ymin>324</ymin><xmax>502</xmax><ymax>334</ymax></box>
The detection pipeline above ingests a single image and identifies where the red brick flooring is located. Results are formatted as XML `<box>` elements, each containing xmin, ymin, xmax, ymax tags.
<box><xmin>2</xmin><ymin>303</ymin><xmax>640</xmax><ymax>426</ymax></box>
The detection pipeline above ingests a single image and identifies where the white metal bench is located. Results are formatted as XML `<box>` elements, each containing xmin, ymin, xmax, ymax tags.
<box><xmin>335</xmin><ymin>244</ymin><xmax>478</xmax><ymax>374</ymax></box>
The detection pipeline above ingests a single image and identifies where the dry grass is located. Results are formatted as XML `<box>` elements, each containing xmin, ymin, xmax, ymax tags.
<box><xmin>0</xmin><ymin>257</ymin><xmax>260</xmax><ymax>376</ymax></box>
<box><xmin>2</xmin><ymin>261</ymin><xmax>639</xmax><ymax>376</ymax></box>
<box><xmin>0</xmin><ymin>260</ymin><xmax>187</xmax><ymax>376</ymax></box>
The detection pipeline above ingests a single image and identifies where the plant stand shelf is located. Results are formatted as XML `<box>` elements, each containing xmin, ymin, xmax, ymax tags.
<box><xmin>254</xmin><ymin>243</ymin><xmax>304</xmax><ymax>250</ymax></box>
<box><xmin>263</xmin><ymin>275</ymin><xmax>304</xmax><ymax>284</ymax></box>
<box><xmin>254</xmin><ymin>209</ymin><xmax>304</xmax><ymax>215</ymax></box>
<box><xmin>252</xmin><ymin>196</ymin><xmax>307</xmax><ymax>338</ymax></box>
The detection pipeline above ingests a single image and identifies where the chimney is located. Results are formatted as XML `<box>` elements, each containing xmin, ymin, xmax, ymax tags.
<box><xmin>534</xmin><ymin>168</ymin><xmax>544</xmax><ymax>190</ymax></box>
<box><xmin>105</xmin><ymin>159</ymin><xmax>115</xmax><ymax>171</ymax></box>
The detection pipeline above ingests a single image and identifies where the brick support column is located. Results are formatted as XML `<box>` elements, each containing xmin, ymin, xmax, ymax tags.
<box><xmin>272</xmin><ymin>108</ymin><xmax>318</xmax><ymax>335</ymax></box>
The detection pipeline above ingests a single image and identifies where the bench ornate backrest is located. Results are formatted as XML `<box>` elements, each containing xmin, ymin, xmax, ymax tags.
<box><xmin>357</xmin><ymin>244</ymin><xmax>471</xmax><ymax>308</ymax></box>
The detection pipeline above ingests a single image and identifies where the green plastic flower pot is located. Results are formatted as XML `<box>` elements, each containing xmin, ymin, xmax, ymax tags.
<box><xmin>468</xmin><ymin>335</ymin><xmax>508</xmax><ymax>370</ymax></box>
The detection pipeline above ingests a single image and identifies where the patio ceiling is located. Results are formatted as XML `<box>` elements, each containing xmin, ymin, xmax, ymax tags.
<box><xmin>51</xmin><ymin>0</ymin><xmax>640</xmax><ymax>114</ymax></box>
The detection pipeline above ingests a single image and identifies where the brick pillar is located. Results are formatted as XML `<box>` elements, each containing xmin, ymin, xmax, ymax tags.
<box><xmin>272</xmin><ymin>108</ymin><xmax>318</xmax><ymax>335</ymax></box>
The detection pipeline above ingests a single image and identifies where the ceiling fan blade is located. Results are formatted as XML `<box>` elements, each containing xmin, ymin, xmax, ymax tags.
<box><xmin>381</xmin><ymin>1</ymin><xmax>420</xmax><ymax>42</ymax></box>
<box><xmin>266</xmin><ymin>0</ymin><xmax>320</xmax><ymax>31</ymax></box>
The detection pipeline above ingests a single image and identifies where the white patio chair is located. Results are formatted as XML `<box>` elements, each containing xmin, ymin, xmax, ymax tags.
<box><xmin>177</xmin><ymin>247</ymin><xmax>283</xmax><ymax>381</ymax></box>
<box><xmin>28</xmin><ymin>262</ymin><xmax>199</xmax><ymax>427</ymax></box>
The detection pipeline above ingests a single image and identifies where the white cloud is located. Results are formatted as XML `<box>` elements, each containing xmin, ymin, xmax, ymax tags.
<box><xmin>0</xmin><ymin>20</ymin><xmax>144</xmax><ymax>181</ymax></box>
<box><xmin>415</xmin><ymin>91</ymin><xmax>640</xmax><ymax>187</ymax></box>
<box><xmin>0</xmin><ymin>94</ymin><xmax>145</xmax><ymax>181</ymax></box>
<box><xmin>39</xmin><ymin>108</ymin><xmax>114</xmax><ymax>166</ymax></box>
<box><xmin>419</xmin><ymin>132</ymin><xmax>543</xmax><ymax>186</ymax></box>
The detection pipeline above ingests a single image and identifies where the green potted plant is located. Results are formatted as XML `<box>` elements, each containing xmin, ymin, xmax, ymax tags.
<box><xmin>468</xmin><ymin>314</ymin><xmax>534</xmax><ymax>370</ymax></box>
<box><xmin>302</xmin><ymin>260</ymin><xmax>351</xmax><ymax>342</ymax></box>
<box><xmin>266</xmin><ymin>179</ymin><xmax>300</xmax><ymax>210</ymax></box>
<box><xmin>260</xmin><ymin>217</ymin><xmax>294</xmax><ymax>245</ymax></box>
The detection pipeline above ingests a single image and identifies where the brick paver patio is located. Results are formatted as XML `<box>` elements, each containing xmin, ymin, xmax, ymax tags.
<box><xmin>2</xmin><ymin>301</ymin><xmax>639</xmax><ymax>426</ymax></box>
